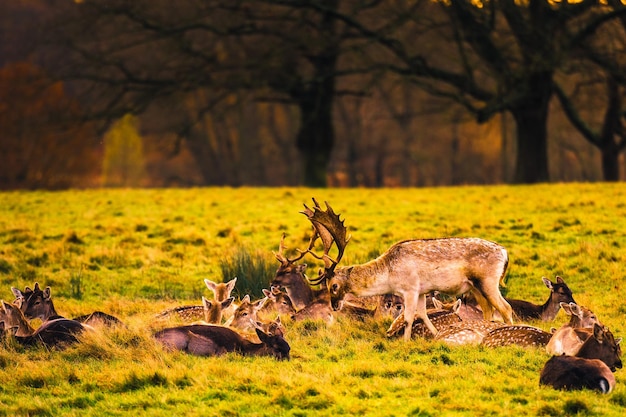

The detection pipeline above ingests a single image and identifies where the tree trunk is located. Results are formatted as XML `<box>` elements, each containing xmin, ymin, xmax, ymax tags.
<box><xmin>510</xmin><ymin>73</ymin><xmax>553</xmax><ymax>184</ymax></box>
<box><xmin>600</xmin><ymin>145</ymin><xmax>620</xmax><ymax>181</ymax></box>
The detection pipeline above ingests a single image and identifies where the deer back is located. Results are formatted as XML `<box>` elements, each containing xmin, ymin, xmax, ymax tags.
<box><xmin>540</xmin><ymin>355</ymin><xmax>615</xmax><ymax>393</ymax></box>
<box><xmin>435</xmin><ymin>320</ymin><xmax>507</xmax><ymax>346</ymax></box>
<box><xmin>23</xmin><ymin>317</ymin><xmax>86</xmax><ymax>349</ymax></box>
<box><xmin>154</xmin><ymin>325</ymin><xmax>290</xmax><ymax>360</ymax></box>
<box><xmin>481</xmin><ymin>325</ymin><xmax>553</xmax><ymax>348</ymax></box>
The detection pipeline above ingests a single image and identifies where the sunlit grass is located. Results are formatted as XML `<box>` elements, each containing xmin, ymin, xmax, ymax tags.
<box><xmin>0</xmin><ymin>184</ymin><xmax>625</xmax><ymax>415</ymax></box>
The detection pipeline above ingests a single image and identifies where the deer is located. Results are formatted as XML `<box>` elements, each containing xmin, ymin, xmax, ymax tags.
<box><xmin>296</xmin><ymin>198</ymin><xmax>513</xmax><ymax>340</ymax></box>
<box><xmin>258</xmin><ymin>287</ymin><xmax>296</xmax><ymax>320</ymax></box>
<box><xmin>153</xmin><ymin>324</ymin><xmax>290</xmax><ymax>360</ymax></box>
<box><xmin>155</xmin><ymin>277</ymin><xmax>238</xmax><ymax>323</ymax></box>
<box><xmin>386</xmin><ymin>299</ymin><xmax>462</xmax><ymax>339</ymax></box>
<box><xmin>435</xmin><ymin>320</ymin><xmax>507</xmax><ymax>346</ymax></box>
<box><xmin>546</xmin><ymin>302</ymin><xmax>602</xmax><ymax>356</ymax></box>
<box><xmin>201</xmin><ymin>296</ymin><xmax>235</xmax><ymax>324</ymax></box>
<box><xmin>465</xmin><ymin>276</ymin><xmax>576</xmax><ymax>322</ymax></box>
<box><xmin>12</xmin><ymin>282</ymin><xmax>124</xmax><ymax>328</ymax></box>
<box><xmin>481</xmin><ymin>325</ymin><xmax>554</xmax><ymax>348</ymax></box>
<box><xmin>540</xmin><ymin>355</ymin><xmax>616</xmax><ymax>393</ymax></box>
<box><xmin>0</xmin><ymin>300</ymin><xmax>87</xmax><ymax>349</ymax></box>
<box><xmin>224</xmin><ymin>295</ymin><xmax>267</xmax><ymax>334</ymax></box>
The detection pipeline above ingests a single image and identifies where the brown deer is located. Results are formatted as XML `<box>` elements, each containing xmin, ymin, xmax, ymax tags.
<box><xmin>540</xmin><ymin>356</ymin><xmax>615</xmax><ymax>393</ymax></box>
<box><xmin>297</xmin><ymin>198</ymin><xmax>513</xmax><ymax>340</ymax></box>
<box><xmin>258</xmin><ymin>287</ymin><xmax>296</xmax><ymax>320</ymax></box>
<box><xmin>201</xmin><ymin>296</ymin><xmax>235</xmax><ymax>324</ymax></box>
<box><xmin>224</xmin><ymin>295</ymin><xmax>267</xmax><ymax>333</ymax></box>
<box><xmin>386</xmin><ymin>299</ymin><xmax>462</xmax><ymax>339</ymax></box>
<box><xmin>0</xmin><ymin>300</ymin><xmax>86</xmax><ymax>349</ymax></box>
<box><xmin>546</xmin><ymin>302</ymin><xmax>602</xmax><ymax>356</ymax></box>
<box><xmin>506</xmin><ymin>276</ymin><xmax>575</xmax><ymax>321</ymax></box>
<box><xmin>155</xmin><ymin>277</ymin><xmax>238</xmax><ymax>323</ymax></box>
<box><xmin>572</xmin><ymin>324</ymin><xmax>622</xmax><ymax>371</ymax></box>
<box><xmin>481</xmin><ymin>325</ymin><xmax>554</xmax><ymax>348</ymax></box>
<box><xmin>154</xmin><ymin>325</ymin><xmax>290</xmax><ymax>360</ymax></box>
<box><xmin>12</xmin><ymin>282</ymin><xmax>124</xmax><ymax>328</ymax></box>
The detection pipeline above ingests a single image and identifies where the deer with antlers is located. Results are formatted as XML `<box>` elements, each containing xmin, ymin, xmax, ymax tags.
<box><xmin>295</xmin><ymin>198</ymin><xmax>513</xmax><ymax>340</ymax></box>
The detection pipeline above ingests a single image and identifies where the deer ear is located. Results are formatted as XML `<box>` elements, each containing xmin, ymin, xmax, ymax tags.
<box><xmin>555</xmin><ymin>276</ymin><xmax>565</xmax><ymax>284</ymax></box>
<box><xmin>542</xmin><ymin>277</ymin><xmax>553</xmax><ymax>289</ymax></box>
<box><xmin>226</xmin><ymin>277</ymin><xmax>237</xmax><ymax>292</ymax></box>
<box><xmin>255</xmin><ymin>327</ymin><xmax>270</xmax><ymax>343</ymax></box>
<box><xmin>262</xmin><ymin>289</ymin><xmax>271</xmax><ymax>297</ymax></box>
<box><xmin>221</xmin><ymin>297</ymin><xmax>234</xmax><ymax>309</ymax></box>
<box><xmin>202</xmin><ymin>296</ymin><xmax>213</xmax><ymax>308</ymax></box>
<box><xmin>43</xmin><ymin>286</ymin><xmax>52</xmax><ymax>299</ymax></box>
<box><xmin>11</xmin><ymin>287</ymin><xmax>23</xmax><ymax>299</ymax></box>
<box><xmin>204</xmin><ymin>279</ymin><xmax>217</xmax><ymax>291</ymax></box>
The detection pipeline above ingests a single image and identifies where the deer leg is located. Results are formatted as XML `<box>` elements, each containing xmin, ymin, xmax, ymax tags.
<box><xmin>402</xmin><ymin>293</ymin><xmax>418</xmax><ymax>341</ymax></box>
<box><xmin>472</xmin><ymin>290</ymin><xmax>494</xmax><ymax>321</ymax></box>
<box><xmin>480</xmin><ymin>288</ymin><xmax>514</xmax><ymax>325</ymax></box>
<box><xmin>415</xmin><ymin>294</ymin><xmax>438</xmax><ymax>337</ymax></box>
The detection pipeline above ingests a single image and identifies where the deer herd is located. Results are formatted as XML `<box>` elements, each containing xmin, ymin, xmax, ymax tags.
<box><xmin>0</xmin><ymin>198</ymin><xmax>622</xmax><ymax>395</ymax></box>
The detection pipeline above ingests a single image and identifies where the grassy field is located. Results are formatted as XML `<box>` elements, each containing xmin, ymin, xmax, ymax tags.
<box><xmin>0</xmin><ymin>184</ymin><xmax>624</xmax><ymax>416</ymax></box>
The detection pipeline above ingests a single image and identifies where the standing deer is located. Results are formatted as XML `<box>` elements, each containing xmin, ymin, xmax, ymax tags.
<box><xmin>298</xmin><ymin>198</ymin><xmax>513</xmax><ymax>340</ymax></box>
<box><xmin>154</xmin><ymin>325</ymin><xmax>290</xmax><ymax>360</ymax></box>
<box><xmin>540</xmin><ymin>356</ymin><xmax>615</xmax><ymax>393</ymax></box>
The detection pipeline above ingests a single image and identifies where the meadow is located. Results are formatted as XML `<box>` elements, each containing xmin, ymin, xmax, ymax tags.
<box><xmin>0</xmin><ymin>184</ymin><xmax>624</xmax><ymax>416</ymax></box>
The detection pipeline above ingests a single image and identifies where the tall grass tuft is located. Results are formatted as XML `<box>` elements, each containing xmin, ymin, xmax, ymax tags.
<box><xmin>219</xmin><ymin>246</ymin><xmax>276</xmax><ymax>299</ymax></box>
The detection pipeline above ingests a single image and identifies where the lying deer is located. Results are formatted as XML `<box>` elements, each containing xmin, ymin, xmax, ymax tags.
<box><xmin>434</xmin><ymin>320</ymin><xmax>506</xmax><ymax>346</ymax></box>
<box><xmin>155</xmin><ymin>277</ymin><xmax>238</xmax><ymax>323</ymax></box>
<box><xmin>386</xmin><ymin>299</ymin><xmax>462</xmax><ymax>339</ymax></box>
<box><xmin>540</xmin><ymin>355</ymin><xmax>615</xmax><ymax>393</ymax></box>
<box><xmin>546</xmin><ymin>302</ymin><xmax>601</xmax><ymax>356</ymax></box>
<box><xmin>481</xmin><ymin>325</ymin><xmax>554</xmax><ymax>348</ymax></box>
<box><xmin>12</xmin><ymin>282</ymin><xmax>124</xmax><ymax>328</ymax></box>
<box><xmin>154</xmin><ymin>325</ymin><xmax>290</xmax><ymax>360</ymax></box>
<box><xmin>456</xmin><ymin>276</ymin><xmax>575</xmax><ymax>322</ymax></box>
<box><xmin>224</xmin><ymin>295</ymin><xmax>267</xmax><ymax>333</ymax></box>
<box><xmin>297</xmin><ymin>198</ymin><xmax>513</xmax><ymax>340</ymax></box>
<box><xmin>258</xmin><ymin>287</ymin><xmax>296</xmax><ymax>320</ymax></box>
<box><xmin>0</xmin><ymin>300</ymin><xmax>86</xmax><ymax>349</ymax></box>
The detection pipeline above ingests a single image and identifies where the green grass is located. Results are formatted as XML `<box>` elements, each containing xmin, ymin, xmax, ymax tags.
<box><xmin>0</xmin><ymin>184</ymin><xmax>625</xmax><ymax>416</ymax></box>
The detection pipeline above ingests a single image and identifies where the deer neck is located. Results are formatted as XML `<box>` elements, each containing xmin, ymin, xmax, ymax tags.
<box><xmin>13</xmin><ymin>314</ymin><xmax>36</xmax><ymax>337</ymax></box>
<box><xmin>284</xmin><ymin>278</ymin><xmax>314</xmax><ymax>310</ymax></box>
<box><xmin>540</xmin><ymin>296</ymin><xmax>561</xmax><ymax>321</ymax></box>
<box><xmin>345</xmin><ymin>260</ymin><xmax>391</xmax><ymax>297</ymax></box>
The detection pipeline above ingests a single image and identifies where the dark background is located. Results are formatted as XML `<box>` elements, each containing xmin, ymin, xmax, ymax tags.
<box><xmin>1</xmin><ymin>0</ymin><xmax>625</xmax><ymax>189</ymax></box>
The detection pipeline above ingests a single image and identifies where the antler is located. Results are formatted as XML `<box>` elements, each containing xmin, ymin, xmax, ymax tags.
<box><xmin>274</xmin><ymin>231</ymin><xmax>319</xmax><ymax>267</ymax></box>
<box><xmin>300</xmin><ymin>198</ymin><xmax>351</xmax><ymax>284</ymax></box>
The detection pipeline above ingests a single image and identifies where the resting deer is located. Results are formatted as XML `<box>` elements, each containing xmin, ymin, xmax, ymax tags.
<box><xmin>546</xmin><ymin>302</ymin><xmax>602</xmax><ymax>356</ymax></box>
<box><xmin>0</xmin><ymin>300</ymin><xmax>86</xmax><ymax>349</ymax></box>
<box><xmin>201</xmin><ymin>296</ymin><xmax>235</xmax><ymax>324</ymax></box>
<box><xmin>296</xmin><ymin>198</ymin><xmax>513</xmax><ymax>340</ymax></box>
<box><xmin>506</xmin><ymin>276</ymin><xmax>575</xmax><ymax>321</ymax></box>
<box><xmin>481</xmin><ymin>325</ymin><xmax>554</xmax><ymax>348</ymax></box>
<box><xmin>154</xmin><ymin>325</ymin><xmax>290</xmax><ymax>360</ymax></box>
<box><xmin>540</xmin><ymin>356</ymin><xmax>615</xmax><ymax>393</ymax></box>
<box><xmin>12</xmin><ymin>282</ymin><xmax>124</xmax><ymax>328</ymax></box>
<box><xmin>224</xmin><ymin>295</ymin><xmax>267</xmax><ymax>333</ymax></box>
<box><xmin>155</xmin><ymin>277</ymin><xmax>238</xmax><ymax>323</ymax></box>
<box><xmin>434</xmin><ymin>320</ymin><xmax>506</xmax><ymax>346</ymax></box>
<box><xmin>386</xmin><ymin>299</ymin><xmax>462</xmax><ymax>339</ymax></box>
<box><xmin>258</xmin><ymin>287</ymin><xmax>296</xmax><ymax>320</ymax></box>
